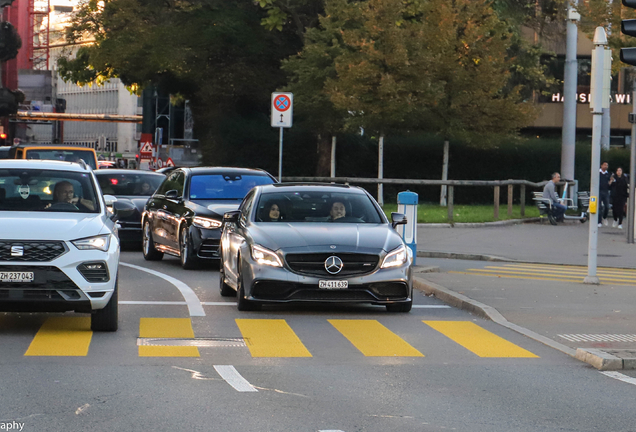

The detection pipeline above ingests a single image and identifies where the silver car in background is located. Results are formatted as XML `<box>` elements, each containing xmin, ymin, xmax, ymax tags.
<box><xmin>219</xmin><ymin>184</ymin><xmax>412</xmax><ymax>312</ymax></box>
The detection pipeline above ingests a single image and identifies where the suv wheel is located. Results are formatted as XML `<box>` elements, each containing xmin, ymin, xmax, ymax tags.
<box><xmin>91</xmin><ymin>279</ymin><xmax>118</xmax><ymax>331</ymax></box>
<box><xmin>180</xmin><ymin>225</ymin><xmax>199</xmax><ymax>270</ymax></box>
<box><xmin>142</xmin><ymin>220</ymin><xmax>163</xmax><ymax>261</ymax></box>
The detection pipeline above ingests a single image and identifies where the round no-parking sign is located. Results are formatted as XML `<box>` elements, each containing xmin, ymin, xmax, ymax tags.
<box><xmin>271</xmin><ymin>92</ymin><xmax>293</xmax><ymax>128</ymax></box>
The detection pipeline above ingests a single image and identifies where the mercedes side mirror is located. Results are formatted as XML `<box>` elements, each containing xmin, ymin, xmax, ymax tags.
<box><xmin>223</xmin><ymin>211</ymin><xmax>240</xmax><ymax>224</ymax></box>
<box><xmin>391</xmin><ymin>212</ymin><xmax>407</xmax><ymax>229</ymax></box>
<box><xmin>165</xmin><ymin>189</ymin><xmax>181</xmax><ymax>200</ymax></box>
<box><xmin>109</xmin><ymin>200</ymin><xmax>136</xmax><ymax>222</ymax></box>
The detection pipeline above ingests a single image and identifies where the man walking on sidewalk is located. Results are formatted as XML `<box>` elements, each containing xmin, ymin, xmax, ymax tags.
<box><xmin>598</xmin><ymin>162</ymin><xmax>612</xmax><ymax>227</ymax></box>
<box><xmin>543</xmin><ymin>172</ymin><xmax>567</xmax><ymax>223</ymax></box>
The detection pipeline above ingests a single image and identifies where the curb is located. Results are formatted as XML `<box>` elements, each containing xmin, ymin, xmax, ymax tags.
<box><xmin>417</xmin><ymin>251</ymin><xmax>513</xmax><ymax>262</ymax></box>
<box><xmin>413</xmin><ymin>265</ymin><xmax>440</xmax><ymax>274</ymax></box>
<box><xmin>575</xmin><ymin>349</ymin><xmax>623</xmax><ymax>371</ymax></box>
<box><xmin>413</xmin><ymin>276</ymin><xmax>577</xmax><ymax>359</ymax></box>
<box><xmin>416</xmin><ymin>250</ymin><xmax>636</xmax><ymax>270</ymax></box>
<box><xmin>417</xmin><ymin>218</ymin><xmax>540</xmax><ymax>228</ymax></box>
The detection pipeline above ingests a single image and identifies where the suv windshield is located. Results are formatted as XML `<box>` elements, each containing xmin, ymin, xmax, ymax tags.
<box><xmin>25</xmin><ymin>149</ymin><xmax>97</xmax><ymax>170</ymax></box>
<box><xmin>189</xmin><ymin>174</ymin><xmax>274</xmax><ymax>200</ymax></box>
<box><xmin>96</xmin><ymin>173</ymin><xmax>164</xmax><ymax>196</ymax></box>
<box><xmin>255</xmin><ymin>191</ymin><xmax>383</xmax><ymax>223</ymax></box>
<box><xmin>0</xmin><ymin>169</ymin><xmax>99</xmax><ymax>213</ymax></box>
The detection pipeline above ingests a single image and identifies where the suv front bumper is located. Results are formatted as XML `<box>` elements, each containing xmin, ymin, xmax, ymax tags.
<box><xmin>0</xmin><ymin>238</ymin><xmax>119</xmax><ymax>313</ymax></box>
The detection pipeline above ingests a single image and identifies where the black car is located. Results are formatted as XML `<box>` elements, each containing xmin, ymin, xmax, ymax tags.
<box><xmin>142</xmin><ymin>167</ymin><xmax>277</xmax><ymax>269</ymax></box>
<box><xmin>94</xmin><ymin>169</ymin><xmax>166</xmax><ymax>246</ymax></box>
<box><xmin>219</xmin><ymin>183</ymin><xmax>412</xmax><ymax>312</ymax></box>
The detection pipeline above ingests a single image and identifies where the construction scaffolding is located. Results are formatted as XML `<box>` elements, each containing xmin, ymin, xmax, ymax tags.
<box><xmin>28</xmin><ymin>0</ymin><xmax>50</xmax><ymax>70</ymax></box>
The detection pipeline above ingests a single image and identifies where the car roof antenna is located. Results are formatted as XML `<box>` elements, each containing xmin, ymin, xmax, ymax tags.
<box><xmin>79</xmin><ymin>159</ymin><xmax>88</xmax><ymax>170</ymax></box>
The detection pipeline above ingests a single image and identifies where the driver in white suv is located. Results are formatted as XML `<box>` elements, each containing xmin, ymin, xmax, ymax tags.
<box><xmin>0</xmin><ymin>159</ymin><xmax>131</xmax><ymax>331</ymax></box>
<box><xmin>48</xmin><ymin>180</ymin><xmax>95</xmax><ymax>211</ymax></box>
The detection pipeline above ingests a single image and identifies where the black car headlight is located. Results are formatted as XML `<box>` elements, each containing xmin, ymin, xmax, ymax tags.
<box><xmin>251</xmin><ymin>244</ymin><xmax>282</xmax><ymax>267</ymax></box>
<box><xmin>193</xmin><ymin>216</ymin><xmax>222</xmax><ymax>229</ymax></box>
<box><xmin>381</xmin><ymin>245</ymin><xmax>408</xmax><ymax>269</ymax></box>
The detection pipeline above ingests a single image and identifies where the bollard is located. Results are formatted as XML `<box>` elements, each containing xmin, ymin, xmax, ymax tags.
<box><xmin>397</xmin><ymin>191</ymin><xmax>418</xmax><ymax>265</ymax></box>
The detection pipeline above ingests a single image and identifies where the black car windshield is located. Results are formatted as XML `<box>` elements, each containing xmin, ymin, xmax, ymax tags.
<box><xmin>0</xmin><ymin>169</ymin><xmax>99</xmax><ymax>213</ymax></box>
<box><xmin>255</xmin><ymin>191</ymin><xmax>384</xmax><ymax>223</ymax></box>
<box><xmin>189</xmin><ymin>174</ymin><xmax>274</xmax><ymax>200</ymax></box>
<box><xmin>25</xmin><ymin>149</ymin><xmax>97</xmax><ymax>170</ymax></box>
<box><xmin>96</xmin><ymin>173</ymin><xmax>164</xmax><ymax>196</ymax></box>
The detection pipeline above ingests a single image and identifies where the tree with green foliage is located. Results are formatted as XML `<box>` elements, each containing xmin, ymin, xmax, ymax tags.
<box><xmin>58</xmin><ymin>0</ymin><xmax>301</xmax><ymax>164</ymax></box>
<box><xmin>578</xmin><ymin>0</ymin><xmax>636</xmax><ymax>72</ymax></box>
<box><xmin>311</xmin><ymin>0</ymin><xmax>550</xmax><ymax>203</ymax></box>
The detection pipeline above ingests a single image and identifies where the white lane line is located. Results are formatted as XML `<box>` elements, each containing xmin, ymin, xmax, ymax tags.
<box><xmin>319</xmin><ymin>430</ymin><xmax>345</xmax><ymax>432</ymax></box>
<box><xmin>120</xmin><ymin>301</ymin><xmax>187</xmax><ymax>305</ymax></box>
<box><xmin>600</xmin><ymin>371</ymin><xmax>636</xmax><ymax>386</ymax></box>
<box><xmin>213</xmin><ymin>365</ymin><xmax>258</xmax><ymax>392</ymax></box>
<box><xmin>202</xmin><ymin>302</ymin><xmax>238</xmax><ymax>306</ymax></box>
<box><xmin>120</xmin><ymin>301</ymin><xmax>448</xmax><ymax>309</ymax></box>
<box><xmin>120</xmin><ymin>262</ymin><xmax>205</xmax><ymax>317</ymax></box>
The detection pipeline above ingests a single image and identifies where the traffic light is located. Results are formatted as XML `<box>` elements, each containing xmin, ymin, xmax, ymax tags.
<box><xmin>621</xmin><ymin>0</ymin><xmax>636</xmax><ymax>65</ymax></box>
<box><xmin>0</xmin><ymin>88</ymin><xmax>21</xmax><ymax>117</ymax></box>
<box><xmin>0</xmin><ymin>22</ymin><xmax>20</xmax><ymax>62</ymax></box>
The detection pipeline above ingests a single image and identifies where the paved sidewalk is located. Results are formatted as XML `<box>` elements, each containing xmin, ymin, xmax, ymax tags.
<box><xmin>413</xmin><ymin>222</ymin><xmax>636</xmax><ymax>370</ymax></box>
<box><xmin>417</xmin><ymin>222</ymin><xmax>636</xmax><ymax>268</ymax></box>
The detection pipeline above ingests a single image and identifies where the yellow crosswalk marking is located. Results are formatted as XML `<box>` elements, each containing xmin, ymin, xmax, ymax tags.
<box><xmin>424</xmin><ymin>321</ymin><xmax>538</xmax><ymax>358</ymax></box>
<box><xmin>505</xmin><ymin>263</ymin><xmax>636</xmax><ymax>274</ymax></box>
<box><xmin>138</xmin><ymin>318</ymin><xmax>199</xmax><ymax>357</ymax></box>
<box><xmin>236</xmin><ymin>319</ymin><xmax>312</xmax><ymax>358</ymax></box>
<box><xmin>452</xmin><ymin>263</ymin><xmax>636</xmax><ymax>286</ymax></box>
<box><xmin>25</xmin><ymin>317</ymin><xmax>92</xmax><ymax>357</ymax></box>
<box><xmin>329</xmin><ymin>319</ymin><xmax>424</xmax><ymax>357</ymax></box>
<box><xmin>485</xmin><ymin>265</ymin><xmax>636</xmax><ymax>279</ymax></box>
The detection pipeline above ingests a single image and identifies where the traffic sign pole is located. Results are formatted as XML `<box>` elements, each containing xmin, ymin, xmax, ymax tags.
<box><xmin>279</xmin><ymin>127</ymin><xmax>283</xmax><ymax>182</ymax></box>
<box><xmin>585</xmin><ymin>27</ymin><xmax>610</xmax><ymax>285</ymax></box>
<box><xmin>271</xmin><ymin>92</ymin><xmax>293</xmax><ymax>182</ymax></box>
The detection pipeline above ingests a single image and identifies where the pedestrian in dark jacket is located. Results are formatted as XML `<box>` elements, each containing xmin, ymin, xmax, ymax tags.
<box><xmin>611</xmin><ymin>167</ymin><xmax>629</xmax><ymax>229</ymax></box>
<box><xmin>598</xmin><ymin>162</ymin><xmax>612</xmax><ymax>227</ymax></box>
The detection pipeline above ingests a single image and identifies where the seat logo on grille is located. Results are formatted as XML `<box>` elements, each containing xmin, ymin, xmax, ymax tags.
<box><xmin>325</xmin><ymin>256</ymin><xmax>343</xmax><ymax>274</ymax></box>
<box><xmin>11</xmin><ymin>246</ymin><xmax>24</xmax><ymax>257</ymax></box>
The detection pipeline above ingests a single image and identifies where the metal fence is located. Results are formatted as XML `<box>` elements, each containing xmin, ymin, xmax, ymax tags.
<box><xmin>282</xmin><ymin>176</ymin><xmax>574</xmax><ymax>222</ymax></box>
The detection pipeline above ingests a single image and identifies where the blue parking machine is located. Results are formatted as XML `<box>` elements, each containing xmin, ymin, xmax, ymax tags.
<box><xmin>397</xmin><ymin>191</ymin><xmax>418</xmax><ymax>265</ymax></box>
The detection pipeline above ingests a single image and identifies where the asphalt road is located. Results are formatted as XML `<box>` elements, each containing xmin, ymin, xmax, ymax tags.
<box><xmin>1</xmin><ymin>252</ymin><xmax>635</xmax><ymax>431</ymax></box>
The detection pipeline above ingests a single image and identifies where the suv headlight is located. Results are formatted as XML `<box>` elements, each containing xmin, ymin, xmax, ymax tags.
<box><xmin>381</xmin><ymin>245</ymin><xmax>408</xmax><ymax>269</ymax></box>
<box><xmin>193</xmin><ymin>216</ymin><xmax>222</xmax><ymax>229</ymax></box>
<box><xmin>251</xmin><ymin>244</ymin><xmax>282</xmax><ymax>267</ymax></box>
<box><xmin>72</xmin><ymin>235</ymin><xmax>111</xmax><ymax>252</ymax></box>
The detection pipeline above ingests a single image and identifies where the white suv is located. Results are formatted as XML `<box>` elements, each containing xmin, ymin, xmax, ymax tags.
<box><xmin>0</xmin><ymin>159</ymin><xmax>132</xmax><ymax>331</ymax></box>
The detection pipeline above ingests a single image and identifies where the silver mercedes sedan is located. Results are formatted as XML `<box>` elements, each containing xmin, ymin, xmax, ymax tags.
<box><xmin>219</xmin><ymin>183</ymin><xmax>412</xmax><ymax>312</ymax></box>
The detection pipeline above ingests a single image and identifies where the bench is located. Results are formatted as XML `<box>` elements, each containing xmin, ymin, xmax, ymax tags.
<box><xmin>533</xmin><ymin>191</ymin><xmax>589</xmax><ymax>224</ymax></box>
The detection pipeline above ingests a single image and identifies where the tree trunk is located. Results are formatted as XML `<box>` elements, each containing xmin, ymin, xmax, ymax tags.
<box><xmin>315</xmin><ymin>133</ymin><xmax>332</xmax><ymax>176</ymax></box>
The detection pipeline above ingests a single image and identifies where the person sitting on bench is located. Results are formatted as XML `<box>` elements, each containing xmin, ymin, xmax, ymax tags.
<box><xmin>542</xmin><ymin>172</ymin><xmax>566</xmax><ymax>221</ymax></box>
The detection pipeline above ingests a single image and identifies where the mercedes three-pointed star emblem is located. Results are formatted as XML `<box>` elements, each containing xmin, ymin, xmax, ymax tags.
<box><xmin>324</xmin><ymin>256</ymin><xmax>344</xmax><ymax>275</ymax></box>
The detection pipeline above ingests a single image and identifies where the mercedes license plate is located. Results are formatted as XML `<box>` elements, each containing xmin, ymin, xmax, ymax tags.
<box><xmin>0</xmin><ymin>272</ymin><xmax>34</xmax><ymax>283</ymax></box>
<box><xmin>319</xmin><ymin>280</ymin><xmax>348</xmax><ymax>289</ymax></box>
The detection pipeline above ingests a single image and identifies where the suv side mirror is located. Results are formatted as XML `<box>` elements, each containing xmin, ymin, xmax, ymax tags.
<box><xmin>165</xmin><ymin>189</ymin><xmax>180</xmax><ymax>200</ymax></box>
<box><xmin>223</xmin><ymin>210</ymin><xmax>240</xmax><ymax>224</ymax></box>
<box><xmin>103</xmin><ymin>194</ymin><xmax>117</xmax><ymax>213</ymax></box>
<box><xmin>391</xmin><ymin>212</ymin><xmax>407</xmax><ymax>229</ymax></box>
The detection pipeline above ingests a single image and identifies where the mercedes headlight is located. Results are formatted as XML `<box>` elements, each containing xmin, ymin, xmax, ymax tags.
<box><xmin>72</xmin><ymin>235</ymin><xmax>111</xmax><ymax>252</ymax></box>
<box><xmin>381</xmin><ymin>245</ymin><xmax>408</xmax><ymax>268</ymax></box>
<box><xmin>251</xmin><ymin>244</ymin><xmax>282</xmax><ymax>267</ymax></box>
<box><xmin>193</xmin><ymin>216</ymin><xmax>222</xmax><ymax>229</ymax></box>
